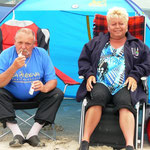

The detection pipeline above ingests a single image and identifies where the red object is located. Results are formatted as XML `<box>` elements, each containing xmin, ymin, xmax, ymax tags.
<box><xmin>147</xmin><ymin>118</ymin><xmax>150</xmax><ymax>143</ymax></box>
<box><xmin>0</xmin><ymin>22</ymin><xmax>38</xmax><ymax>50</ymax></box>
<box><xmin>54</xmin><ymin>67</ymin><xmax>80</xmax><ymax>85</ymax></box>
<box><xmin>93</xmin><ymin>14</ymin><xmax>145</xmax><ymax>41</ymax></box>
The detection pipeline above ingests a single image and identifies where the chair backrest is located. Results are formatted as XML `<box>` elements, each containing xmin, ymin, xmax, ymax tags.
<box><xmin>0</xmin><ymin>19</ymin><xmax>50</xmax><ymax>53</ymax></box>
<box><xmin>93</xmin><ymin>14</ymin><xmax>145</xmax><ymax>42</ymax></box>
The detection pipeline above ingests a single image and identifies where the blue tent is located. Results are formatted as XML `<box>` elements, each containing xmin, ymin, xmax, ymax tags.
<box><xmin>1</xmin><ymin>0</ymin><xmax>150</xmax><ymax>100</ymax></box>
<box><xmin>0</xmin><ymin>4</ymin><xmax>14</xmax><ymax>23</ymax></box>
<box><xmin>0</xmin><ymin>1</ymin><xmax>24</xmax><ymax>23</ymax></box>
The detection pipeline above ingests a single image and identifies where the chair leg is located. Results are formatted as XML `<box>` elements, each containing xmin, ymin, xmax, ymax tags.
<box><xmin>0</xmin><ymin>129</ymin><xmax>11</xmax><ymax>138</ymax></box>
<box><xmin>17</xmin><ymin>111</ymin><xmax>56</xmax><ymax>140</ymax></box>
<box><xmin>16</xmin><ymin>114</ymin><xmax>34</xmax><ymax>127</ymax></box>
<box><xmin>135</xmin><ymin>102</ymin><xmax>140</xmax><ymax>150</ymax></box>
<box><xmin>39</xmin><ymin>125</ymin><xmax>56</xmax><ymax>140</ymax></box>
<box><xmin>19</xmin><ymin>110</ymin><xmax>56</xmax><ymax>140</ymax></box>
<box><xmin>140</xmin><ymin>103</ymin><xmax>146</xmax><ymax>150</ymax></box>
<box><xmin>0</xmin><ymin>110</ymin><xmax>56</xmax><ymax>140</ymax></box>
<box><xmin>0</xmin><ymin>112</ymin><xmax>35</xmax><ymax>139</ymax></box>
<box><xmin>79</xmin><ymin>98</ymin><xmax>87</xmax><ymax>144</ymax></box>
<box><xmin>135</xmin><ymin>102</ymin><xmax>146</xmax><ymax>150</ymax></box>
<box><xmin>63</xmin><ymin>84</ymin><xmax>68</xmax><ymax>94</ymax></box>
<box><xmin>51</xmin><ymin>124</ymin><xmax>56</xmax><ymax>140</ymax></box>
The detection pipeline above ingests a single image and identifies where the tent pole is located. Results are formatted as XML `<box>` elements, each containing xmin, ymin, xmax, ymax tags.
<box><xmin>86</xmin><ymin>15</ymin><xmax>91</xmax><ymax>41</ymax></box>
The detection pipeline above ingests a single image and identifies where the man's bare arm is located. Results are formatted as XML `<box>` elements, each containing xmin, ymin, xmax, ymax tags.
<box><xmin>0</xmin><ymin>55</ymin><xmax>26</xmax><ymax>87</ymax></box>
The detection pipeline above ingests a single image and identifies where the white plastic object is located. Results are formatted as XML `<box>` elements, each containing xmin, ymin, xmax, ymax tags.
<box><xmin>79</xmin><ymin>76</ymin><xmax>84</xmax><ymax>79</ymax></box>
<box><xmin>29</xmin><ymin>83</ymin><xmax>34</xmax><ymax>95</ymax></box>
<box><xmin>18</xmin><ymin>52</ymin><xmax>22</xmax><ymax>57</ymax></box>
<box><xmin>141</xmin><ymin>76</ymin><xmax>147</xmax><ymax>81</ymax></box>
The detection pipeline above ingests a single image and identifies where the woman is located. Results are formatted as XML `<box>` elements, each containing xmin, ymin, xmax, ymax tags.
<box><xmin>77</xmin><ymin>7</ymin><xmax>150</xmax><ymax>150</ymax></box>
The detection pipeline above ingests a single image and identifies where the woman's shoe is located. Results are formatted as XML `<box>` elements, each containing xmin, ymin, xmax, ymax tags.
<box><xmin>126</xmin><ymin>145</ymin><xmax>134</xmax><ymax>150</ymax></box>
<box><xmin>9</xmin><ymin>135</ymin><xmax>25</xmax><ymax>147</ymax></box>
<box><xmin>79</xmin><ymin>141</ymin><xmax>89</xmax><ymax>150</ymax></box>
<box><xmin>26</xmin><ymin>135</ymin><xmax>45</xmax><ymax>147</ymax></box>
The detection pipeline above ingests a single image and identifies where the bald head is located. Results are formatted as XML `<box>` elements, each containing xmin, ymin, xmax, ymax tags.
<box><xmin>15</xmin><ymin>28</ymin><xmax>35</xmax><ymax>42</ymax></box>
<box><xmin>15</xmin><ymin>28</ymin><xmax>36</xmax><ymax>58</ymax></box>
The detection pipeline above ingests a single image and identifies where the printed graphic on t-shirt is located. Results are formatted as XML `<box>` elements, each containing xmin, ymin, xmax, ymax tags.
<box><xmin>12</xmin><ymin>71</ymin><xmax>40</xmax><ymax>83</ymax></box>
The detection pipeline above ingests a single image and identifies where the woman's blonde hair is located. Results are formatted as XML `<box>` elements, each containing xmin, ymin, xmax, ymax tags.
<box><xmin>106</xmin><ymin>7</ymin><xmax>129</xmax><ymax>24</ymax></box>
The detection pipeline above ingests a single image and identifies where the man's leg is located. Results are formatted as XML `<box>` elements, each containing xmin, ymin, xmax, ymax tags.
<box><xmin>6</xmin><ymin>122</ymin><xmax>24</xmax><ymax>138</ymax></box>
<box><xmin>26</xmin><ymin>122</ymin><xmax>44</xmax><ymax>140</ymax></box>
<box><xmin>0</xmin><ymin>88</ymin><xmax>25</xmax><ymax>147</ymax></box>
<box><xmin>26</xmin><ymin>122</ymin><xmax>45</xmax><ymax>147</ymax></box>
<box><xmin>6</xmin><ymin>121</ymin><xmax>25</xmax><ymax>147</ymax></box>
<box><xmin>26</xmin><ymin>88</ymin><xmax>63</xmax><ymax>147</ymax></box>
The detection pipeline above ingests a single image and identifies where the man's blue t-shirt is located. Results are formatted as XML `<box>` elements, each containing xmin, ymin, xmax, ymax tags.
<box><xmin>0</xmin><ymin>46</ymin><xmax>56</xmax><ymax>101</ymax></box>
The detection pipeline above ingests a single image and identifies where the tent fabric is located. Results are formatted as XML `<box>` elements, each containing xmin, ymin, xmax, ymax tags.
<box><xmin>0</xmin><ymin>5</ymin><xmax>13</xmax><ymax>23</ymax></box>
<box><xmin>0</xmin><ymin>0</ymin><xmax>25</xmax><ymax>23</ymax></box>
<box><xmin>0</xmin><ymin>0</ymin><xmax>150</xmax><ymax>99</ymax></box>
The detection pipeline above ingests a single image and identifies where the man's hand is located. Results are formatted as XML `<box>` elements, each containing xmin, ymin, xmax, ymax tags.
<box><xmin>86</xmin><ymin>76</ymin><xmax>96</xmax><ymax>91</ymax></box>
<box><xmin>32</xmin><ymin>80</ymin><xmax>57</xmax><ymax>93</ymax></box>
<box><xmin>125</xmin><ymin>77</ymin><xmax>137</xmax><ymax>92</ymax></box>
<box><xmin>13</xmin><ymin>55</ymin><xmax>26</xmax><ymax>69</ymax></box>
<box><xmin>32</xmin><ymin>80</ymin><xmax>44</xmax><ymax>92</ymax></box>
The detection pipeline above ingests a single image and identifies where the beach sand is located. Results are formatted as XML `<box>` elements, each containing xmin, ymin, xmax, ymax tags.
<box><xmin>0</xmin><ymin>134</ymin><xmax>150</xmax><ymax>150</ymax></box>
<box><xmin>0</xmin><ymin>99</ymin><xmax>150</xmax><ymax>150</ymax></box>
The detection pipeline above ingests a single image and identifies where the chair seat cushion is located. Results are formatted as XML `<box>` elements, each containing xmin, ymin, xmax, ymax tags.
<box><xmin>90</xmin><ymin>106</ymin><xmax>126</xmax><ymax>149</ymax></box>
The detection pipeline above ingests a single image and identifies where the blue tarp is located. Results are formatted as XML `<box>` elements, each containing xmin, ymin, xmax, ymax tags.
<box><xmin>1</xmin><ymin>0</ymin><xmax>150</xmax><ymax>100</ymax></box>
<box><xmin>0</xmin><ymin>5</ymin><xmax>13</xmax><ymax>23</ymax></box>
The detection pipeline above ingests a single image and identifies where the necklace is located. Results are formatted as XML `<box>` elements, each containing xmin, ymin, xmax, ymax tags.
<box><xmin>25</xmin><ymin>56</ymin><xmax>31</xmax><ymax>67</ymax></box>
<box><xmin>110</xmin><ymin>45</ymin><xmax>117</xmax><ymax>56</ymax></box>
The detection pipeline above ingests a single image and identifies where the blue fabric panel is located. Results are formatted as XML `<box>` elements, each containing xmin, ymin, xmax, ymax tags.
<box><xmin>0</xmin><ymin>6</ymin><xmax>13</xmax><ymax>23</ymax></box>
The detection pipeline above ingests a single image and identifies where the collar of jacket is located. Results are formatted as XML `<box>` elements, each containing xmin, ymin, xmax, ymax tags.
<box><xmin>99</xmin><ymin>31</ymin><xmax>138</xmax><ymax>42</ymax></box>
<box><xmin>126</xmin><ymin>32</ymin><xmax>138</xmax><ymax>41</ymax></box>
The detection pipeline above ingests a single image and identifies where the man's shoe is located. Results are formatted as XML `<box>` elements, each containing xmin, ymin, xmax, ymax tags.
<box><xmin>126</xmin><ymin>145</ymin><xmax>134</xmax><ymax>150</ymax></box>
<box><xmin>9</xmin><ymin>135</ymin><xmax>25</xmax><ymax>147</ymax></box>
<box><xmin>26</xmin><ymin>135</ymin><xmax>45</xmax><ymax>147</ymax></box>
<box><xmin>79</xmin><ymin>140</ymin><xmax>89</xmax><ymax>150</ymax></box>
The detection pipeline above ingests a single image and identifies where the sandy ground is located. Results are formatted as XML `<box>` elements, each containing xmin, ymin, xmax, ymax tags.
<box><xmin>0</xmin><ymin>135</ymin><xmax>150</xmax><ymax>150</ymax></box>
<box><xmin>0</xmin><ymin>99</ymin><xmax>150</xmax><ymax>150</ymax></box>
<box><xmin>0</xmin><ymin>125</ymin><xmax>115</xmax><ymax>150</ymax></box>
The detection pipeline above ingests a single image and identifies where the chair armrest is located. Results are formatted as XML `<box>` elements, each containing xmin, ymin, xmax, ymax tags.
<box><xmin>141</xmin><ymin>76</ymin><xmax>148</xmax><ymax>94</ymax></box>
<box><xmin>79</xmin><ymin>76</ymin><xmax>84</xmax><ymax>79</ymax></box>
<box><xmin>54</xmin><ymin>67</ymin><xmax>80</xmax><ymax>85</ymax></box>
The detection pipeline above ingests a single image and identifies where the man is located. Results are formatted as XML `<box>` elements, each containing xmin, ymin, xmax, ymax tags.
<box><xmin>0</xmin><ymin>28</ymin><xmax>64</xmax><ymax>147</ymax></box>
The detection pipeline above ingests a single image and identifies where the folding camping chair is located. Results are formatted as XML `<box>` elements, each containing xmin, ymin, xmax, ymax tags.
<box><xmin>79</xmin><ymin>14</ymin><xmax>147</xmax><ymax>150</ymax></box>
<box><xmin>0</xmin><ymin>19</ymin><xmax>79</xmax><ymax>139</ymax></box>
